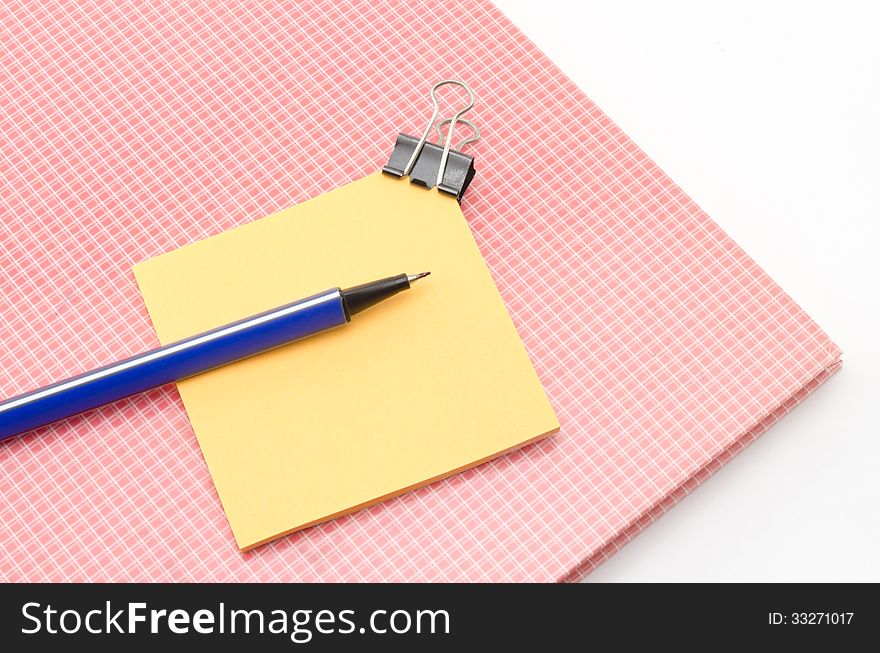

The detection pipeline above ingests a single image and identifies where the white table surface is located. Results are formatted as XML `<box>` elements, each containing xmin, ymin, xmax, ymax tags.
<box><xmin>494</xmin><ymin>0</ymin><xmax>879</xmax><ymax>581</ymax></box>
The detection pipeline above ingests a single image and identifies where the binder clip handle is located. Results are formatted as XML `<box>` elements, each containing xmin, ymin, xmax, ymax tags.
<box><xmin>382</xmin><ymin>80</ymin><xmax>480</xmax><ymax>202</ymax></box>
<box><xmin>435</xmin><ymin>118</ymin><xmax>481</xmax><ymax>152</ymax></box>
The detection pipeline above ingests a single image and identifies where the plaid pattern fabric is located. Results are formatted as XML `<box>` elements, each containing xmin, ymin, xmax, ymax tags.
<box><xmin>0</xmin><ymin>0</ymin><xmax>840</xmax><ymax>581</ymax></box>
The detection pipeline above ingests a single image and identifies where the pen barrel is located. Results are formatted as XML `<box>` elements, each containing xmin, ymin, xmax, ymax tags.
<box><xmin>0</xmin><ymin>288</ymin><xmax>348</xmax><ymax>442</ymax></box>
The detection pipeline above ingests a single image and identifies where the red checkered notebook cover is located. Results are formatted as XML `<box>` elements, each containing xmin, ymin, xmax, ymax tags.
<box><xmin>0</xmin><ymin>0</ymin><xmax>840</xmax><ymax>581</ymax></box>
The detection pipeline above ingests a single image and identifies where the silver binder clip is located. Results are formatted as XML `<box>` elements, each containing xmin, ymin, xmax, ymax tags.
<box><xmin>382</xmin><ymin>80</ymin><xmax>480</xmax><ymax>202</ymax></box>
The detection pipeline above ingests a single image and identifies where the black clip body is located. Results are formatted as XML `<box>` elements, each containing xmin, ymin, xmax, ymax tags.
<box><xmin>383</xmin><ymin>133</ymin><xmax>476</xmax><ymax>202</ymax></box>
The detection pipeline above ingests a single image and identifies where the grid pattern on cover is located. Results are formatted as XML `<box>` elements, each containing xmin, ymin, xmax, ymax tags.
<box><xmin>0</xmin><ymin>0</ymin><xmax>840</xmax><ymax>581</ymax></box>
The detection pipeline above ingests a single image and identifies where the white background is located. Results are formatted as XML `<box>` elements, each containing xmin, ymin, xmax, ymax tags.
<box><xmin>494</xmin><ymin>0</ymin><xmax>879</xmax><ymax>581</ymax></box>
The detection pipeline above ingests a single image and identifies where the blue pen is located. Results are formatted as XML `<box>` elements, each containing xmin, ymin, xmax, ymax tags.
<box><xmin>0</xmin><ymin>272</ymin><xmax>430</xmax><ymax>442</ymax></box>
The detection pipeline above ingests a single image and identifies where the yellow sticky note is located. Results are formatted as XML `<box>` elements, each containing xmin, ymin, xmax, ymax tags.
<box><xmin>134</xmin><ymin>173</ymin><xmax>559</xmax><ymax>550</ymax></box>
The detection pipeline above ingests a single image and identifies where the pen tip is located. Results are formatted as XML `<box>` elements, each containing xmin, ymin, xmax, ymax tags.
<box><xmin>407</xmin><ymin>271</ymin><xmax>431</xmax><ymax>284</ymax></box>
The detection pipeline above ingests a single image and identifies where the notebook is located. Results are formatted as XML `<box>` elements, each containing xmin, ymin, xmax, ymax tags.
<box><xmin>132</xmin><ymin>173</ymin><xmax>559</xmax><ymax>550</ymax></box>
<box><xmin>0</xmin><ymin>0</ymin><xmax>840</xmax><ymax>581</ymax></box>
